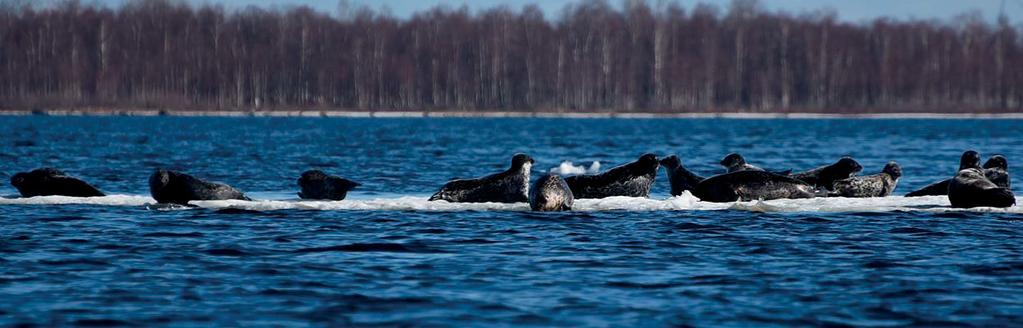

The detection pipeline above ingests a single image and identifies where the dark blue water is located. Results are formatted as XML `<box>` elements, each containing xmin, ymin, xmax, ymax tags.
<box><xmin>1</xmin><ymin>117</ymin><xmax>1022</xmax><ymax>326</ymax></box>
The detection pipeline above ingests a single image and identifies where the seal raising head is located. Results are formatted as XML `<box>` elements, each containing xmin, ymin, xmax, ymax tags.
<box><xmin>719</xmin><ymin>153</ymin><xmax>766</xmax><ymax>173</ymax></box>
<box><xmin>906</xmin><ymin>150</ymin><xmax>984</xmax><ymax>197</ymax></box>
<box><xmin>831</xmin><ymin>161</ymin><xmax>902</xmax><ymax>198</ymax></box>
<box><xmin>429</xmin><ymin>153</ymin><xmax>534</xmax><ymax>203</ymax></box>
<box><xmin>660</xmin><ymin>155</ymin><xmax>706</xmax><ymax>196</ymax></box>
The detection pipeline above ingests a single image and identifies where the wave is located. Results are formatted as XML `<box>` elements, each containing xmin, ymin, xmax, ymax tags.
<box><xmin>548</xmin><ymin>161</ymin><xmax>600</xmax><ymax>175</ymax></box>
<box><xmin>2</xmin><ymin>192</ymin><xmax>1019</xmax><ymax>213</ymax></box>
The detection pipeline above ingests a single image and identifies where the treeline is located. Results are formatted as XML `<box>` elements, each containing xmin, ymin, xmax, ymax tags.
<box><xmin>0</xmin><ymin>0</ymin><xmax>1021</xmax><ymax>113</ymax></box>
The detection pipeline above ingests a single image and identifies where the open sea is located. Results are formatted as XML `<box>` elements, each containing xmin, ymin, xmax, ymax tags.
<box><xmin>1</xmin><ymin>116</ymin><xmax>1022</xmax><ymax>327</ymax></box>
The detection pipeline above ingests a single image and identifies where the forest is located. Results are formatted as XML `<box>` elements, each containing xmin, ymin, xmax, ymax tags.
<box><xmin>0</xmin><ymin>0</ymin><xmax>1021</xmax><ymax>113</ymax></box>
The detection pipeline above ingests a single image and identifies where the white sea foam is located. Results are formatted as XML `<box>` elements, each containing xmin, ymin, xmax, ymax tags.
<box><xmin>2</xmin><ymin>193</ymin><xmax>1019</xmax><ymax>213</ymax></box>
<box><xmin>549</xmin><ymin>161</ymin><xmax>601</xmax><ymax>175</ymax></box>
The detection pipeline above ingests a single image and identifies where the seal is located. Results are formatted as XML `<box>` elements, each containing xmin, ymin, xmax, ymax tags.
<box><xmin>563</xmin><ymin>154</ymin><xmax>659</xmax><ymax>199</ymax></box>
<box><xmin>297</xmin><ymin>170</ymin><xmax>361</xmax><ymax>200</ymax></box>
<box><xmin>149</xmin><ymin>169</ymin><xmax>251</xmax><ymax>205</ymax></box>
<box><xmin>948</xmin><ymin>168</ymin><xmax>1015</xmax><ymax>208</ymax></box>
<box><xmin>429</xmin><ymin>153</ymin><xmax>533</xmax><ymax>203</ymax></box>
<box><xmin>719</xmin><ymin>153</ymin><xmax>765</xmax><ymax>173</ymax></box>
<box><xmin>10</xmin><ymin>168</ymin><xmax>105</xmax><ymax>197</ymax></box>
<box><xmin>789</xmin><ymin>157</ymin><xmax>863</xmax><ymax>191</ymax></box>
<box><xmin>905</xmin><ymin>150</ymin><xmax>981</xmax><ymax>197</ymax></box>
<box><xmin>529</xmin><ymin>174</ymin><xmax>574</xmax><ymax>211</ymax></box>
<box><xmin>692</xmin><ymin>170</ymin><xmax>817</xmax><ymax>202</ymax></box>
<box><xmin>982</xmin><ymin>155</ymin><xmax>1010</xmax><ymax>189</ymax></box>
<box><xmin>660</xmin><ymin>155</ymin><xmax>706</xmax><ymax>196</ymax></box>
<box><xmin>831</xmin><ymin>161</ymin><xmax>902</xmax><ymax>198</ymax></box>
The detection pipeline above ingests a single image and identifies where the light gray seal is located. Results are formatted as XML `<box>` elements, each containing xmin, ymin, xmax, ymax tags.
<box><xmin>831</xmin><ymin>161</ymin><xmax>902</xmax><ymax>198</ymax></box>
<box><xmin>429</xmin><ymin>153</ymin><xmax>533</xmax><ymax>203</ymax></box>
<box><xmin>563</xmin><ymin>154</ymin><xmax>659</xmax><ymax>199</ymax></box>
<box><xmin>10</xmin><ymin>168</ymin><xmax>105</xmax><ymax>197</ymax></box>
<box><xmin>149</xmin><ymin>169</ymin><xmax>251</xmax><ymax>205</ymax></box>
<box><xmin>529</xmin><ymin>174</ymin><xmax>574</xmax><ymax>211</ymax></box>
<box><xmin>948</xmin><ymin>168</ymin><xmax>1015</xmax><ymax>208</ymax></box>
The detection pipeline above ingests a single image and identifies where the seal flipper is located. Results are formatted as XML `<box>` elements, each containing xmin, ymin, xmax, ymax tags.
<box><xmin>905</xmin><ymin>179</ymin><xmax>950</xmax><ymax>197</ymax></box>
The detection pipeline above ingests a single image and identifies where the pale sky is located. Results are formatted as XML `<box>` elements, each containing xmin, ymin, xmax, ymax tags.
<box><xmin>93</xmin><ymin>0</ymin><xmax>1020</xmax><ymax>23</ymax></box>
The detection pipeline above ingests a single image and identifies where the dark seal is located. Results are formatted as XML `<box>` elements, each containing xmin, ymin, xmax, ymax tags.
<box><xmin>429</xmin><ymin>153</ymin><xmax>533</xmax><ymax>203</ymax></box>
<box><xmin>719</xmin><ymin>153</ymin><xmax>764</xmax><ymax>173</ymax></box>
<box><xmin>692</xmin><ymin>170</ymin><xmax>817</xmax><ymax>203</ymax></box>
<box><xmin>905</xmin><ymin>150</ymin><xmax>981</xmax><ymax>197</ymax></box>
<box><xmin>789</xmin><ymin>157</ymin><xmax>863</xmax><ymax>191</ymax></box>
<box><xmin>297</xmin><ymin>170</ymin><xmax>361</xmax><ymax>200</ymax></box>
<box><xmin>529</xmin><ymin>174</ymin><xmax>574</xmax><ymax>211</ymax></box>
<box><xmin>982</xmin><ymin>155</ymin><xmax>1010</xmax><ymax>189</ymax></box>
<box><xmin>948</xmin><ymin>168</ymin><xmax>1015</xmax><ymax>208</ymax></box>
<box><xmin>831</xmin><ymin>161</ymin><xmax>902</xmax><ymax>198</ymax></box>
<box><xmin>149</xmin><ymin>169</ymin><xmax>251</xmax><ymax>205</ymax></box>
<box><xmin>660</xmin><ymin>155</ymin><xmax>706</xmax><ymax>196</ymax></box>
<box><xmin>10</xmin><ymin>168</ymin><xmax>105</xmax><ymax>197</ymax></box>
<box><xmin>564</xmin><ymin>154</ymin><xmax>659</xmax><ymax>199</ymax></box>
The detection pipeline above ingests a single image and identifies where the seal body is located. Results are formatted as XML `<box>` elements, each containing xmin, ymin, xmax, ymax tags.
<box><xmin>429</xmin><ymin>153</ymin><xmax>533</xmax><ymax>203</ymax></box>
<box><xmin>297</xmin><ymin>170</ymin><xmax>360</xmax><ymax>200</ymax></box>
<box><xmin>660</xmin><ymin>155</ymin><xmax>706</xmax><ymax>196</ymax></box>
<box><xmin>149</xmin><ymin>169</ymin><xmax>250</xmax><ymax>205</ymax></box>
<box><xmin>529</xmin><ymin>174</ymin><xmax>574</xmax><ymax>211</ymax></box>
<box><xmin>831</xmin><ymin>161</ymin><xmax>901</xmax><ymax>198</ymax></box>
<box><xmin>692</xmin><ymin>170</ymin><xmax>817</xmax><ymax>203</ymax></box>
<box><xmin>10</xmin><ymin>168</ymin><xmax>104</xmax><ymax>197</ymax></box>
<box><xmin>720</xmin><ymin>153</ymin><xmax>764</xmax><ymax>173</ymax></box>
<box><xmin>948</xmin><ymin>168</ymin><xmax>1015</xmax><ymax>208</ymax></box>
<box><xmin>906</xmin><ymin>150</ymin><xmax>982</xmax><ymax>197</ymax></box>
<box><xmin>789</xmin><ymin>157</ymin><xmax>863</xmax><ymax>191</ymax></box>
<box><xmin>564</xmin><ymin>154</ymin><xmax>659</xmax><ymax>199</ymax></box>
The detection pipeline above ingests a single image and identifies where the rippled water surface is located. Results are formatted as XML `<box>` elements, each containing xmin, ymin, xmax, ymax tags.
<box><xmin>1</xmin><ymin>117</ymin><xmax>1022</xmax><ymax>326</ymax></box>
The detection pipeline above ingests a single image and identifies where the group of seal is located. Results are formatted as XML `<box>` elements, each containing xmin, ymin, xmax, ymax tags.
<box><xmin>905</xmin><ymin>150</ymin><xmax>1014</xmax><ymax>208</ymax></box>
<box><xmin>7</xmin><ymin>167</ymin><xmax>360</xmax><ymax>206</ymax></box>
<box><xmin>6</xmin><ymin>150</ymin><xmax>1015</xmax><ymax>210</ymax></box>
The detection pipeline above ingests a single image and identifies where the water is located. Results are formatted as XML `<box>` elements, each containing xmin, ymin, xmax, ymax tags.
<box><xmin>1</xmin><ymin>117</ymin><xmax>1022</xmax><ymax>326</ymax></box>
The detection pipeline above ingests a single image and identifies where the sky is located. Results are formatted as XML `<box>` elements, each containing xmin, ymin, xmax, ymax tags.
<box><xmin>94</xmin><ymin>0</ymin><xmax>1020</xmax><ymax>24</ymax></box>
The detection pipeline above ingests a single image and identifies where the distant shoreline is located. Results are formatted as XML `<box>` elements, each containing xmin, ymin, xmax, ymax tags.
<box><xmin>1</xmin><ymin>109</ymin><xmax>1022</xmax><ymax>119</ymax></box>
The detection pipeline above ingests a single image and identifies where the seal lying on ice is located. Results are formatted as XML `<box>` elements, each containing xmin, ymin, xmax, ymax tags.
<box><xmin>10</xmin><ymin>168</ymin><xmax>105</xmax><ymax>197</ymax></box>
<box><xmin>563</xmin><ymin>154</ymin><xmax>659</xmax><ymax>199</ymax></box>
<box><xmin>149</xmin><ymin>169</ymin><xmax>250</xmax><ymax>205</ymax></box>
<box><xmin>429</xmin><ymin>153</ymin><xmax>533</xmax><ymax>203</ymax></box>
<box><xmin>529</xmin><ymin>174</ymin><xmax>574</xmax><ymax>211</ymax></box>
<box><xmin>831</xmin><ymin>161</ymin><xmax>901</xmax><ymax>198</ymax></box>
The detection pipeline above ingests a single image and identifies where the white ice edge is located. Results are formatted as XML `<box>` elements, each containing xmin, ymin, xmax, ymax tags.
<box><xmin>1</xmin><ymin>193</ymin><xmax>1020</xmax><ymax>214</ymax></box>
